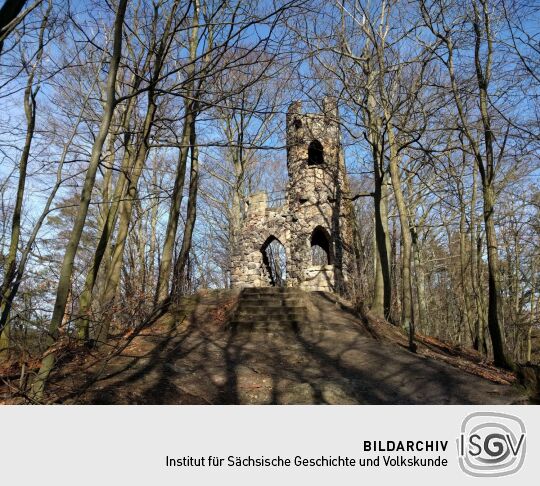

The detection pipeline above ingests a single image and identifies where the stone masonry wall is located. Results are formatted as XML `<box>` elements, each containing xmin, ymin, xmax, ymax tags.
<box><xmin>230</xmin><ymin>98</ymin><xmax>354</xmax><ymax>295</ymax></box>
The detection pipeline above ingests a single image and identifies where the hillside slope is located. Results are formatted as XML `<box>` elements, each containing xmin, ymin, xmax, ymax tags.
<box><xmin>27</xmin><ymin>288</ymin><xmax>526</xmax><ymax>404</ymax></box>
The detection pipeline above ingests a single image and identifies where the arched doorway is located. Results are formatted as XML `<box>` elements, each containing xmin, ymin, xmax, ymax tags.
<box><xmin>307</xmin><ymin>139</ymin><xmax>324</xmax><ymax>166</ymax></box>
<box><xmin>261</xmin><ymin>236</ymin><xmax>287</xmax><ymax>286</ymax></box>
<box><xmin>310</xmin><ymin>226</ymin><xmax>331</xmax><ymax>265</ymax></box>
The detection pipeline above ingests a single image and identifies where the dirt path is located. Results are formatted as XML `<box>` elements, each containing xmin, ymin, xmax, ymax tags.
<box><xmin>50</xmin><ymin>289</ymin><xmax>525</xmax><ymax>404</ymax></box>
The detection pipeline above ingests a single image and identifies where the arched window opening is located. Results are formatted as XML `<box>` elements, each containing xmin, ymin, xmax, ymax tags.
<box><xmin>261</xmin><ymin>236</ymin><xmax>287</xmax><ymax>286</ymax></box>
<box><xmin>311</xmin><ymin>227</ymin><xmax>331</xmax><ymax>265</ymax></box>
<box><xmin>307</xmin><ymin>140</ymin><xmax>324</xmax><ymax>166</ymax></box>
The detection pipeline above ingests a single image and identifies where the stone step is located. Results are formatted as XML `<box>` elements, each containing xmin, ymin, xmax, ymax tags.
<box><xmin>228</xmin><ymin>320</ymin><xmax>303</xmax><ymax>332</ymax></box>
<box><xmin>236</xmin><ymin>302</ymin><xmax>307</xmax><ymax>310</ymax></box>
<box><xmin>227</xmin><ymin>287</ymin><xmax>311</xmax><ymax>333</ymax></box>
<box><xmin>239</xmin><ymin>296</ymin><xmax>304</xmax><ymax>305</ymax></box>
<box><xmin>235</xmin><ymin>309</ymin><xmax>307</xmax><ymax>319</ymax></box>
<box><xmin>230</xmin><ymin>318</ymin><xmax>304</xmax><ymax>324</ymax></box>
<box><xmin>237</xmin><ymin>303</ymin><xmax>306</xmax><ymax>312</ymax></box>
<box><xmin>240</xmin><ymin>289</ymin><xmax>305</xmax><ymax>296</ymax></box>
<box><xmin>241</xmin><ymin>287</ymin><xmax>303</xmax><ymax>292</ymax></box>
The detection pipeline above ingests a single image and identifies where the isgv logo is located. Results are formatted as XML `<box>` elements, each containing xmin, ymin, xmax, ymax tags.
<box><xmin>457</xmin><ymin>412</ymin><xmax>526</xmax><ymax>477</ymax></box>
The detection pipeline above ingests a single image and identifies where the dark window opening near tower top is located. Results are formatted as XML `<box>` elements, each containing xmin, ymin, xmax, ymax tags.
<box><xmin>307</xmin><ymin>139</ymin><xmax>324</xmax><ymax>166</ymax></box>
<box><xmin>311</xmin><ymin>227</ymin><xmax>331</xmax><ymax>265</ymax></box>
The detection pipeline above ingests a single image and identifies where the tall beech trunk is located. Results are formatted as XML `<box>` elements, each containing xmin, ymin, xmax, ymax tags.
<box><xmin>468</xmin><ymin>169</ymin><xmax>485</xmax><ymax>353</ymax></box>
<box><xmin>76</xmin><ymin>144</ymin><xmax>130</xmax><ymax>340</ymax></box>
<box><xmin>387</xmin><ymin>125</ymin><xmax>415</xmax><ymax>351</ymax></box>
<box><xmin>148</xmin><ymin>159</ymin><xmax>159</xmax><ymax>283</ymax></box>
<box><xmin>156</xmin><ymin>117</ymin><xmax>192</xmax><ymax>301</ymax></box>
<box><xmin>527</xmin><ymin>268</ymin><xmax>537</xmax><ymax>362</ymax></box>
<box><xmin>171</xmin><ymin>122</ymin><xmax>199</xmax><ymax>297</ymax></box>
<box><xmin>482</xmin><ymin>181</ymin><xmax>511</xmax><ymax>368</ymax></box>
<box><xmin>91</xmin><ymin>1</ymin><xmax>181</xmax><ymax>343</ymax></box>
<box><xmin>95</xmin><ymin>99</ymin><xmax>157</xmax><ymax>344</ymax></box>
<box><xmin>371</xmin><ymin>144</ymin><xmax>392</xmax><ymax>319</ymax></box>
<box><xmin>473</xmin><ymin>0</ymin><xmax>512</xmax><ymax>368</ymax></box>
<box><xmin>459</xmin><ymin>199</ymin><xmax>474</xmax><ymax>344</ymax></box>
<box><xmin>228</xmin><ymin>126</ymin><xmax>246</xmax><ymax>282</ymax></box>
<box><xmin>30</xmin><ymin>0</ymin><xmax>128</xmax><ymax>400</ymax></box>
<box><xmin>0</xmin><ymin>70</ymin><xmax>97</xmax><ymax>357</ymax></box>
<box><xmin>411</xmin><ymin>227</ymin><xmax>427</xmax><ymax>331</ymax></box>
<box><xmin>0</xmin><ymin>1</ymin><xmax>50</xmax><ymax>359</ymax></box>
<box><xmin>76</xmin><ymin>78</ymin><xmax>143</xmax><ymax>341</ymax></box>
<box><xmin>157</xmin><ymin>0</ymin><xmax>202</xmax><ymax>300</ymax></box>
<box><xmin>363</xmin><ymin>73</ymin><xmax>391</xmax><ymax>319</ymax></box>
<box><xmin>422</xmin><ymin>0</ymin><xmax>513</xmax><ymax>369</ymax></box>
<box><xmin>0</xmin><ymin>77</ymin><xmax>35</xmax><ymax>361</ymax></box>
<box><xmin>156</xmin><ymin>1</ymin><xmax>199</xmax><ymax>302</ymax></box>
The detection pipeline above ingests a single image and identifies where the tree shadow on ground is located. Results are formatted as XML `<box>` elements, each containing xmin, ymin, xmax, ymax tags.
<box><xmin>51</xmin><ymin>290</ymin><xmax>523</xmax><ymax>405</ymax></box>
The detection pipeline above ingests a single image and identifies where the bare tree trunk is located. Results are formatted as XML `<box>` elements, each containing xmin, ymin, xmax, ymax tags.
<box><xmin>148</xmin><ymin>158</ymin><xmax>159</xmax><ymax>284</ymax></box>
<box><xmin>0</xmin><ymin>1</ymin><xmax>51</xmax><ymax>360</ymax></box>
<box><xmin>156</xmin><ymin>1</ymin><xmax>199</xmax><ymax>302</ymax></box>
<box><xmin>362</xmin><ymin>71</ymin><xmax>391</xmax><ymax>319</ymax></box>
<box><xmin>76</xmin><ymin>143</ymin><xmax>129</xmax><ymax>340</ymax></box>
<box><xmin>372</xmin><ymin>152</ymin><xmax>392</xmax><ymax>319</ymax></box>
<box><xmin>387</xmin><ymin>125</ymin><xmax>415</xmax><ymax>351</ymax></box>
<box><xmin>0</xmin><ymin>78</ymin><xmax>35</xmax><ymax>362</ymax></box>
<box><xmin>411</xmin><ymin>227</ymin><xmax>427</xmax><ymax>331</ymax></box>
<box><xmin>30</xmin><ymin>0</ymin><xmax>128</xmax><ymax>400</ymax></box>
<box><xmin>93</xmin><ymin>1</ymin><xmax>182</xmax><ymax>343</ymax></box>
<box><xmin>527</xmin><ymin>266</ymin><xmax>536</xmax><ymax>362</ymax></box>
<box><xmin>96</xmin><ymin>103</ymin><xmax>156</xmax><ymax>344</ymax></box>
<box><xmin>0</xmin><ymin>69</ymin><xmax>98</xmax><ymax>356</ymax></box>
<box><xmin>469</xmin><ymin>169</ymin><xmax>485</xmax><ymax>353</ymax></box>
<box><xmin>172</xmin><ymin>121</ymin><xmax>199</xmax><ymax>297</ymax></box>
<box><xmin>156</xmin><ymin>110</ymin><xmax>194</xmax><ymax>301</ymax></box>
<box><xmin>459</xmin><ymin>200</ymin><xmax>474</xmax><ymax>344</ymax></box>
<box><xmin>473</xmin><ymin>0</ymin><xmax>513</xmax><ymax>368</ymax></box>
<box><xmin>482</xmin><ymin>182</ymin><xmax>511</xmax><ymax>367</ymax></box>
<box><xmin>420</xmin><ymin>0</ymin><xmax>512</xmax><ymax>367</ymax></box>
<box><xmin>76</xmin><ymin>85</ymin><xmax>142</xmax><ymax>340</ymax></box>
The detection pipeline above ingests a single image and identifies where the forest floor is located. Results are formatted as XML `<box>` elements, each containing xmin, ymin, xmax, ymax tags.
<box><xmin>0</xmin><ymin>289</ymin><xmax>528</xmax><ymax>404</ymax></box>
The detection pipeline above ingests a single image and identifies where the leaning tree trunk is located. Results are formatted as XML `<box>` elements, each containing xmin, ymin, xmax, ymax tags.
<box><xmin>30</xmin><ymin>0</ymin><xmax>128</xmax><ymax>401</ymax></box>
<box><xmin>0</xmin><ymin>2</ymin><xmax>50</xmax><ymax>359</ymax></box>
<box><xmin>76</xmin><ymin>15</ymin><xmax>158</xmax><ymax>341</ymax></box>
<box><xmin>76</xmin><ymin>88</ymin><xmax>142</xmax><ymax>341</ymax></box>
<box><xmin>95</xmin><ymin>105</ymin><xmax>156</xmax><ymax>345</ymax></box>
<box><xmin>76</xmin><ymin>141</ymin><xmax>130</xmax><ymax>340</ymax></box>
<box><xmin>94</xmin><ymin>0</ymin><xmax>181</xmax><ymax>343</ymax></box>
<box><xmin>0</xmin><ymin>80</ymin><xmax>35</xmax><ymax>361</ymax></box>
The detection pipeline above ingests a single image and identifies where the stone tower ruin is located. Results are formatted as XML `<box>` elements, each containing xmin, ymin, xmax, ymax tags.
<box><xmin>230</xmin><ymin>97</ymin><xmax>354</xmax><ymax>294</ymax></box>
